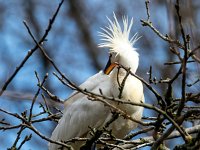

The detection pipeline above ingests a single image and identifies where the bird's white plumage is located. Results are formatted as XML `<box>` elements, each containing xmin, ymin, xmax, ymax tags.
<box><xmin>98</xmin><ymin>14</ymin><xmax>140</xmax><ymax>56</ymax></box>
<box><xmin>63</xmin><ymin>71</ymin><xmax>108</xmax><ymax>107</ymax></box>
<box><xmin>100</xmin><ymin>13</ymin><xmax>144</xmax><ymax>129</ymax></box>
<box><xmin>49</xmin><ymin>13</ymin><xmax>144</xmax><ymax>150</ymax></box>
<box><xmin>49</xmin><ymin>72</ymin><xmax>112</xmax><ymax>150</ymax></box>
<box><xmin>98</xmin><ymin>13</ymin><xmax>140</xmax><ymax>73</ymax></box>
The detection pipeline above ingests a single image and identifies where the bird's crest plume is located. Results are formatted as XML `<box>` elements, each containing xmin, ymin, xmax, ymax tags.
<box><xmin>98</xmin><ymin>13</ymin><xmax>139</xmax><ymax>55</ymax></box>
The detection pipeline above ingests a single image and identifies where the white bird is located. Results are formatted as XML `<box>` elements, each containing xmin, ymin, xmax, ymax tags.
<box><xmin>49</xmin><ymin>14</ymin><xmax>144</xmax><ymax>150</ymax></box>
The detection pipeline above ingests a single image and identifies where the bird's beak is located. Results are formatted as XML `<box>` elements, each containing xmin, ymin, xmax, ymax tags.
<box><xmin>103</xmin><ymin>55</ymin><xmax>117</xmax><ymax>75</ymax></box>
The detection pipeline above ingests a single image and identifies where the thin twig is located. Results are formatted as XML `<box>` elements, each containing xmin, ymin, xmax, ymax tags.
<box><xmin>145</xmin><ymin>0</ymin><xmax>150</xmax><ymax>21</ymax></box>
<box><xmin>140</xmin><ymin>19</ymin><xmax>184</xmax><ymax>49</ymax></box>
<box><xmin>18</xmin><ymin>134</ymin><xmax>32</xmax><ymax>150</ymax></box>
<box><xmin>53</xmin><ymin>70</ymin><xmax>185</xmax><ymax>137</ymax></box>
<box><xmin>38</xmin><ymin>84</ymin><xmax>63</xmax><ymax>103</ymax></box>
<box><xmin>164</xmin><ymin>60</ymin><xmax>194</xmax><ymax>65</ymax></box>
<box><xmin>23</xmin><ymin>123</ymin><xmax>73</xmax><ymax>150</ymax></box>
<box><xmin>118</xmin><ymin>67</ymin><xmax>131</xmax><ymax>99</ymax></box>
<box><xmin>118</xmin><ymin>64</ymin><xmax>166</xmax><ymax>107</ymax></box>
<box><xmin>0</xmin><ymin>0</ymin><xmax>64</xmax><ymax>96</ymax></box>
<box><xmin>29</xmin><ymin>72</ymin><xmax>48</xmax><ymax>122</ymax></box>
<box><xmin>175</xmin><ymin>0</ymin><xmax>188</xmax><ymax>117</ymax></box>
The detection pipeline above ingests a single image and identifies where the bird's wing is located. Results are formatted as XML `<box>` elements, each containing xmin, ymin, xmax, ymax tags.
<box><xmin>49</xmin><ymin>73</ymin><xmax>112</xmax><ymax>149</ymax></box>
<box><xmin>64</xmin><ymin>71</ymin><xmax>108</xmax><ymax>107</ymax></box>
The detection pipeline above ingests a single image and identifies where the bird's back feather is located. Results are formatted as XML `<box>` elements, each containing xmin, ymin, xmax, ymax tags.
<box><xmin>49</xmin><ymin>72</ymin><xmax>112</xmax><ymax>150</ymax></box>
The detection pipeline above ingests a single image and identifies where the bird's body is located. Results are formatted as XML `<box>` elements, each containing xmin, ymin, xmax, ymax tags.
<box><xmin>49</xmin><ymin>14</ymin><xmax>144</xmax><ymax>150</ymax></box>
<box><xmin>50</xmin><ymin>71</ymin><xmax>112</xmax><ymax>149</ymax></box>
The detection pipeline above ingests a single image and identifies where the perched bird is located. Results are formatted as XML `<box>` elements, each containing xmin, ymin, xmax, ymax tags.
<box><xmin>49</xmin><ymin>14</ymin><xmax>144</xmax><ymax>150</ymax></box>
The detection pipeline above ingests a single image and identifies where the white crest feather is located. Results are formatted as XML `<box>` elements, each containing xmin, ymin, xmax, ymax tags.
<box><xmin>98</xmin><ymin>13</ymin><xmax>140</xmax><ymax>55</ymax></box>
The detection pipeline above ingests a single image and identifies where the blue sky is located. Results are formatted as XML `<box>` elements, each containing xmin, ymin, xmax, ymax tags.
<box><xmin>0</xmin><ymin>0</ymin><xmax>199</xmax><ymax>149</ymax></box>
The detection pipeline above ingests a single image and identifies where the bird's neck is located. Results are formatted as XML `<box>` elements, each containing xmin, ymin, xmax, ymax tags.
<box><xmin>117</xmin><ymin>50</ymin><xmax>139</xmax><ymax>74</ymax></box>
<box><xmin>112</xmin><ymin>68</ymin><xmax>130</xmax><ymax>77</ymax></box>
<box><xmin>110</xmin><ymin>68</ymin><xmax>133</xmax><ymax>87</ymax></box>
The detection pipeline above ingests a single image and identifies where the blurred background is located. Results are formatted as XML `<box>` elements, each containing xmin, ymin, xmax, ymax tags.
<box><xmin>0</xmin><ymin>0</ymin><xmax>200</xmax><ymax>149</ymax></box>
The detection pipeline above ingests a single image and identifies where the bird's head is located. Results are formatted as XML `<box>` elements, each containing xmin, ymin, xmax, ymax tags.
<box><xmin>99</xmin><ymin>13</ymin><xmax>140</xmax><ymax>75</ymax></box>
